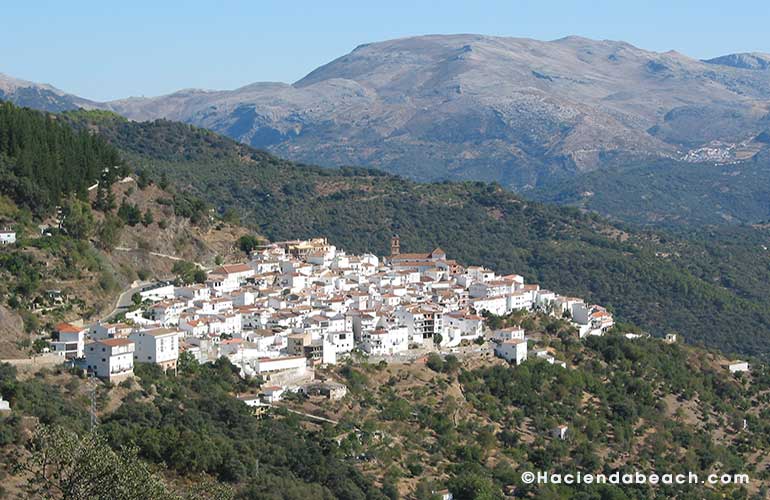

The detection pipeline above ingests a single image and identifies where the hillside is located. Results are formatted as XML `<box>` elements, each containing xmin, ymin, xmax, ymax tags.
<box><xmin>61</xmin><ymin>110</ymin><xmax>770</xmax><ymax>359</ymax></box>
<box><xmin>2</xmin><ymin>321</ymin><xmax>769</xmax><ymax>499</ymax></box>
<box><xmin>531</xmin><ymin>150</ymin><xmax>770</xmax><ymax>226</ymax></box>
<box><xmin>0</xmin><ymin>103</ymin><xmax>249</xmax><ymax>358</ymax></box>
<box><xmin>306</xmin><ymin>322</ymin><xmax>770</xmax><ymax>499</ymax></box>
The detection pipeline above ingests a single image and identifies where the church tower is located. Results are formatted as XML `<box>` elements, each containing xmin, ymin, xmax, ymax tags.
<box><xmin>390</xmin><ymin>235</ymin><xmax>400</xmax><ymax>256</ymax></box>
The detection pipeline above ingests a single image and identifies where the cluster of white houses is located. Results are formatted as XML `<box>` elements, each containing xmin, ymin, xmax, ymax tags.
<box><xmin>52</xmin><ymin>237</ymin><xmax>615</xmax><ymax>387</ymax></box>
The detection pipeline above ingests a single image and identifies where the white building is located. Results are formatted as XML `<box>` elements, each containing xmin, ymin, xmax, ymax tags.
<box><xmin>361</xmin><ymin>326</ymin><xmax>409</xmax><ymax>355</ymax></box>
<box><xmin>174</xmin><ymin>284</ymin><xmax>211</xmax><ymax>301</ymax></box>
<box><xmin>138</xmin><ymin>282</ymin><xmax>175</xmax><ymax>302</ymax></box>
<box><xmin>552</xmin><ymin>425</ymin><xmax>569</xmax><ymax>440</ymax></box>
<box><xmin>254</xmin><ymin>355</ymin><xmax>307</xmax><ymax>375</ymax></box>
<box><xmin>91</xmin><ymin>322</ymin><xmax>133</xmax><ymax>340</ymax></box>
<box><xmin>327</xmin><ymin>331</ymin><xmax>354</xmax><ymax>354</ymax></box>
<box><xmin>0</xmin><ymin>229</ymin><xmax>16</xmax><ymax>245</ymax></box>
<box><xmin>494</xmin><ymin>339</ymin><xmax>527</xmax><ymax>365</ymax></box>
<box><xmin>148</xmin><ymin>299</ymin><xmax>188</xmax><ymax>325</ymax></box>
<box><xmin>470</xmin><ymin>296</ymin><xmax>507</xmax><ymax>316</ymax></box>
<box><xmin>443</xmin><ymin>311</ymin><xmax>483</xmax><ymax>346</ymax></box>
<box><xmin>129</xmin><ymin>327</ymin><xmax>180</xmax><ymax>371</ymax></box>
<box><xmin>85</xmin><ymin>338</ymin><xmax>135</xmax><ymax>382</ymax></box>
<box><xmin>395</xmin><ymin>305</ymin><xmax>443</xmax><ymax>344</ymax></box>
<box><xmin>51</xmin><ymin>322</ymin><xmax>86</xmax><ymax>359</ymax></box>
<box><xmin>491</xmin><ymin>326</ymin><xmax>525</xmax><ymax>343</ymax></box>
<box><xmin>260</xmin><ymin>385</ymin><xmax>285</xmax><ymax>403</ymax></box>
<box><xmin>210</xmin><ymin>263</ymin><xmax>255</xmax><ymax>283</ymax></box>
<box><xmin>729</xmin><ymin>361</ymin><xmax>750</xmax><ymax>373</ymax></box>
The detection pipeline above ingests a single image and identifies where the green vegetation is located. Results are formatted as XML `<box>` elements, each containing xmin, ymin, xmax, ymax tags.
<box><xmin>456</xmin><ymin>335</ymin><xmax>770</xmax><ymax>499</ymax></box>
<box><xmin>0</xmin><ymin>360</ymin><xmax>388</xmax><ymax>499</ymax></box>
<box><xmin>237</xmin><ymin>234</ymin><xmax>262</xmax><ymax>255</ymax></box>
<box><xmin>531</xmin><ymin>153</ymin><xmax>770</xmax><ymax>227</ymax></box>
<box><xmin>117</xmin><ymin>199</ymin><xmax>143</xmax><ymax>226</ymax></box>
<box><xmin>61</xmin><ymin>110</ymin><xmax>770</xmax><ymax>359</ymax></box>
<box><xmin>0</xmin><ymin>101</ymin><xmax>126</xmax><ymax>215</ymax></box>
<box><xmin>326</xmin><ymin>328</ymin><xmax>770</xmax><ymax>499</ymax></box>
<box><xmin>3</xmin><ymin>317</ymin><xmax>770</xmax><ymax>498</ymax></box>
<box><xmin>171</xmin><ymin>260</ymin><xmax>207</xmax><ymax>284</ymax></box>
<box><xmin>14</xmin><ymin>425</ymin><xmax>188</xmax><ymax>500</ymax></box>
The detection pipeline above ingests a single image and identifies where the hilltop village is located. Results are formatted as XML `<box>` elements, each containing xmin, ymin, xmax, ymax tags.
<box><xmin>51</xmin><ymin>236</ymin><xmax>616</xmax><ymax>394</ymax></box>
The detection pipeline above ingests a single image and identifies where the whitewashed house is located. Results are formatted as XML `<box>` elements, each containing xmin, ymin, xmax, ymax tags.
<box><xmin>494</xmin><ymin>339</ymin><xmax>527</xmax><ymax>365</ymax></box>
<box><xmin>361</xmin><ymin>325</ymin><xmax>409</xmax><ymax>355</ymax></box>
<box><xmin>0</xmin><ymin>229</ymin><xmax>16</xmax><ymax>245</ymax></box>
<box><xmin>85</xmin><ymin>339</ymin><xmax>135</xmax><ymax>382</ymax></box>
<box><xmin>51</xmin><ymin>322</ymin><xmax>86</xmax><ymax>359</ymax></box>
<box><xmin>729</xmin><ymin>361</ymin><xmax>750</xmax><ymax>373</ymax></box>
<box><xmin>138</xmin><ymin>282</ymin><xmax>175</xmax><ymax>302</ymax></box>
<box><xmin>129</xmin><ymin>327</ymin><xmax>180</xmax><ymax>371</ymax></box>
<box><xmin>491</xmin><ymin>326</ymin><xmax>525</xmax><ymax>343</ymax></box>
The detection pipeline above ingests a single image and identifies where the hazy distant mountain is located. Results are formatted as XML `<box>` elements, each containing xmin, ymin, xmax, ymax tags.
<box><xmin>3</xmin><ymin>35</ymin><xmax>770</xmax><ymax>188</ymax></box>
<box><xmin>0</xmin><ymin>73</ymin><xmax>95</xmax><ymax>112</ymax></box>
<box><xmin>704</xmin><ymin>52</ymin><xmax>770</xmax><ymax>70</ymax></box>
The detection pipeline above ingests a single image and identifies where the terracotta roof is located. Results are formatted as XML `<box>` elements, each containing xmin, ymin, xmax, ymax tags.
<box><xmin>98</xmin><ymin>338</ymin><xmax>134</xmax><ymax>347</ymax></box>
<box><xmin>140</xmin><ymin>328</ymin><xmax>181</xmax><ymax>337</ymax></box>
<box><xmin>390</xmin><ymin>252</ymin><xmax>430</xmax><ymax>260</ymax></box>
<box><xmin>55</xmin><ymin>322</ymin><xmax>83</xmax><ymax>334</ymax></box>
<box><xmin>212</xmin><ymin>264</ymin><xmax>253</xmax><ymax>275</ymax></box>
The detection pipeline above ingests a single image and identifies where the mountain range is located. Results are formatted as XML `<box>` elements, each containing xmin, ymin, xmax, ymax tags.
<box><xmin>3</xmin><ymin>34</ymin><xmax>770</xmax><ymax>192</ymax></box>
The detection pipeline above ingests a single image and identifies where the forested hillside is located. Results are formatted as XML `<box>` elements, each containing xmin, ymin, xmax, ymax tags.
<box><xmin>316</xmin><ymin>320</ymin><xmax>770</xmax><ymax>499</ymax></box>
<box><xmin>0</xmin><ymin>101</ymin><xmax>125</xmax><ymax>214</ymax></box>
<box><xmin>62</xmin><ymin>111</ymin><xmax>770</xmax><ymax>358</ymax></box>
<box><xmin>531</xmin><ymin>153</ymin><xmax>770</xmax><ymax>227</ymax></box>
<box><xmin>3</xmin><ymin>321</ymin><xmax>768</xmax><ymax>499</ymax></box>
<box><xmin>0</xmin><ymin>103</ymin><xmax>247</xmax><ymax>357</ymax></box>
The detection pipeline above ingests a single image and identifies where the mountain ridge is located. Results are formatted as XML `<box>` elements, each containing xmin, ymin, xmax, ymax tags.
<box><xmin>3</xmin><ymin>34</ymin><xmax>770</xmax><ymax>191</ymax></box>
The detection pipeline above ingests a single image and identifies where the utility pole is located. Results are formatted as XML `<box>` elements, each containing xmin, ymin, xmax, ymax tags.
<box><xmin>90</xmin><ymin>371</ymin><xmax>98</xmax><ymax>430</ymax></box>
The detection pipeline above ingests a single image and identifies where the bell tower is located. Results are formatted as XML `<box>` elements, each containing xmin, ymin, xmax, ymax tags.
<box><xmin>390</xmin><ymin>234</ymin><xmax>400</xmax><ymax>256</ymax></box>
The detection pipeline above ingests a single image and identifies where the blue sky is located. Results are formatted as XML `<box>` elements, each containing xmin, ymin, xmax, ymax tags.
<box><xmin>3</xmin><ymin>0</ymin><xmax>768</xmax><ymax>101</ymax></box>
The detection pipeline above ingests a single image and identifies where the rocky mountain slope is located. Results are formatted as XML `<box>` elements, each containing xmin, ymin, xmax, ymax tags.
<box><xmin>5</xmin><ymin>35</ymin><xmax>770</xmax><ymax>190</ymax></box>
<box><xmin>0</xmin><ymin>73</ymin><xmax>94</xmax><ymax>112</ymax></box>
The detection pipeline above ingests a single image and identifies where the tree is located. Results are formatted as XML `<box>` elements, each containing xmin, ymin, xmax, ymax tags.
<box><xmin>142</xmin><ymin>209</ymin><xmax>154</xmax><ymax>227</ymax></box>
<box><xmin>14</xmin><ymin>425</ymin><xmax>175</xmax><ymax>500</ymax></box>
<box><xmin>136</xmin><ymin>169</ymin><xmax>152</xmax><ymax>189</ymax></box>
<box><xmin>61</xmin><ymin>200</ymin><xmax>94</xmax><ymax>240</ymax></box>
<box><xmin>96</xmin><ymin>214</ymin><xmax>123</xmax><ymax>251</ymax></box>
<box><xmin>131</xmin><ymin>292</ymin><xmax>142</xmax><ymax>306</ymax></box>
<box><xmin>426</xmin><ymin>353</ymin><xmax>444</xmax><ymax>372</ymax></box>
<box><xmin>221</xmin><ymin>208</ymin><xmax>240</xmax><ymax>225</ymax></box>
<box><xmin>237</xmin><ymin>235</ymin><xmax>261</xmax><ymax>255</ymax></box>
<box><xmin>444</xmin><ymin>354</ymin><xmax>460</xmax><ymax>374</ymax></box>
<box><xmin>117</xmin><ymin>200</ymin><xmax>142</xmax><ymax>226</ymax></box>
<box><xmin>93</xmin><ymin>185</ymin><xmax>116</xmax><ymax>212</ymax></box>
<box><xmin>171</xmin><ymin>261</ymin><xmax>206</xmax><ymax>285</ymax></box>
<box><xmin>447</xmin><ymin>472</ymin><xmax>502</xmax><ymax>500</ymax></box>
